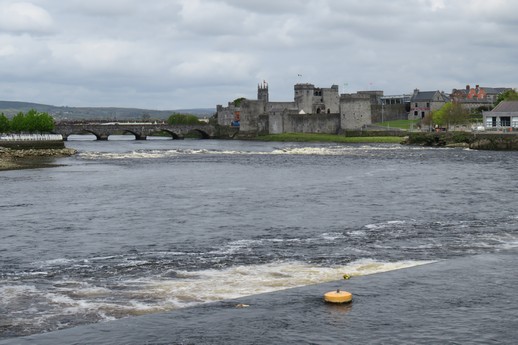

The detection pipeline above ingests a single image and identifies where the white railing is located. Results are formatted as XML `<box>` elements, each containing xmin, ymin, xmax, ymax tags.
<box><xmin>0</xmin><ymin>134</ymin><xmax>63</xmax><ymax>141</ymax></box>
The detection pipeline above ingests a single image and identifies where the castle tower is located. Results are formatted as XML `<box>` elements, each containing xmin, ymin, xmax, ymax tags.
<box><xmin>294</xmin><ymin>83</ymin><xmax>315</xmax><ymax>114</ymax></box>
<box><xmin>258</xmin><ymin>81</ymin><xmax>269</xmax><ymax>103</ymax></box>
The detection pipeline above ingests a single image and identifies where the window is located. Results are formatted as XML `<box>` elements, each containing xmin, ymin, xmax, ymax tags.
<box><xmin>421</xmin><ymin>112</ymin><xmax>425</xmax><ymax>118</ymax></box>
<box><xmin>414</xmin><ymin>111</ymin><xmax>418</xmax><ymax>116</ymax></box>
<box><xmin>426</xmin><ymin>102</ymin><xmax>430</xmax><ymax>108</ymax></box>
<box><xmin>501</xmin><ymin>117</ymin><xmax>511</xmax><ymax>127</ymax></box>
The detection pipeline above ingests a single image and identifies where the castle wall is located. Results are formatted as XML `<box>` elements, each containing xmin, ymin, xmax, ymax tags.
<box><xmin>238</xmin><ymin>100</ymin><xmax>267</xmax><ymax>134</ymax></box>
<box><xmin>270</xmin><ymin>112</ymin><xmax>340</xmax><ymax>134</ymax></box>
<box><xmin>371</xmin><ymin>104</ymin><xmax>408</xmax><ymax>123</ymax></box>
<box><xmin>257</xmin><ymin>115</ymin><xmax>269</xmax><ymax>135</ymax></box>
<box><xmin>268</xmin><ymin>113</ymin><xmax>284</xmax><ymax>134</ymax></box>
<box><xmin>266</xmin><ymin>102</ymin><xmax>296</xmax><ymax>115</ymax></box>
<box><xmin>216</xmin><ymin>103</ymin><xmax>239</xmax><ymax>126</ymax></box>
<box><xmin>340</xmin><ymin>94</ymin><xmax>373</xmax><ymax>130</ymax></box>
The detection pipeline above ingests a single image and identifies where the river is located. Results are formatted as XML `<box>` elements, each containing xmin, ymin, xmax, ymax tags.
<box><xmin>1</xmin><ymin>138</ymin><xmax>517</xmax><ymax>340</ymax></box>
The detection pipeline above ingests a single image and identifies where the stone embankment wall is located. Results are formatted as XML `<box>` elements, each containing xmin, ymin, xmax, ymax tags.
<box><xmin>213</xmin><ymin>125</ymin><xmax>240</xmax><ymax>139</ymax></box>
<box><xmin>404</xmin><ymin>132</ymin><xmax>518</xmax><ymax>150</ymax></box>
<box><xmin>0</xmin><ymin>134</ymin><xmax>65</xmax><ymax>150</ymax></box>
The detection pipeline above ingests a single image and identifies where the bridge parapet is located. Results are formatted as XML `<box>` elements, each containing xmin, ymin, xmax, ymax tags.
<box><xmin>54</xmin><ymin>122</ymin><xmax>216</xmax><ymax>140</ymax></box>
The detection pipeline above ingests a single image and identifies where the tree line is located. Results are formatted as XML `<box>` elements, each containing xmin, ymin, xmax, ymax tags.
<box><xmin>166</xmin><ymin>113</ymin><xmax>201</xmax><ymax>125</ymax></box>
<box><xmin>0</xmin><ymin>109</ymin><xmax>55</xmax><ymax>133</ymax></box>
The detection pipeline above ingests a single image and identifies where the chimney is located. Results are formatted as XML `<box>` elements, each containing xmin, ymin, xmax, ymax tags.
<box><xmin>466</xmin><ymin>84</ymin><xmax>470</xmax><ymax>91</ymax></box>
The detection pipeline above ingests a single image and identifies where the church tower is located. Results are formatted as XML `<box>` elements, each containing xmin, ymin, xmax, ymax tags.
<box><xmin>258</xmin><ymin>81</ymin><xmax>269</xmax><ymax>103</ymax></box>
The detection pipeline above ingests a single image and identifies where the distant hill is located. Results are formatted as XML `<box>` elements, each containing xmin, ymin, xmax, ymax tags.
<box><xmin>0</xmin><ymin>101</ymin><xmax>215</xmax><ymax>121</ymax></box>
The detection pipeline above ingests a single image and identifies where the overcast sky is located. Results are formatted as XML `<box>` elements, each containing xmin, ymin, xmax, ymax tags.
<box><xmin>1</xmin><ymin>0</ymin><xmax>517</xmax><ymax>110</ymax></box>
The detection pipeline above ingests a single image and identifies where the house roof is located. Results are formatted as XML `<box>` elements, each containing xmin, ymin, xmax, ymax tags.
<box><xmin>411</xmin><ymin>90</ymin><xmax>450</xmax><ymax>102</ymax></box>
<box><xmin>481</xmin><ymin>87</ymin><xmax>511</xmax><ymax>95</ymax></box>
<box><xmin>412</xmin><ymin>91</ymin><xmax>437</xmax><ymax>101</ymax></box>
<box><xmin>452</xmin><ymin>86</ymin><xmax>511</xmax><ymax>97</ymax></box>
<box><xmin>492</xmin><ymin>101</ymin><xmax>518</xmax><ymax>112</ymax></box>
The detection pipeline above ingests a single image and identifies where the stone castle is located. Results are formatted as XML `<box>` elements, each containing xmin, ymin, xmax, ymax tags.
<box><xmin>216</xmin><ymin>82</ymin><xmax>408</xmax><ymax>136</ymax></box>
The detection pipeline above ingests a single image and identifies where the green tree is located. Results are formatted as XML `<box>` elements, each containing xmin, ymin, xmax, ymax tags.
<box><xmin>167</xmin><ymin>113</ymin><xmax>201</xmax><ymax>125</ymax></box>
<box><xmin>432</xmin><ymin>102</ymin><xmax>469</xmax><ymax>129</ymax></box>
<box><xmin>233</xmin><ymin>97</ymin><xmax>246</xmax><ymax>107</ymax></box>
<box><xmin>10</xmin><ymin>112</ymin><xmax>27</xmax><ymax>133</ymax></box>
<box><xmin>36</xmin><ymin>111</ymin><xmax>55</xmax><ymax>132</ymax></box>
<box><xmin>0</xmin><ymin>113</ymin><xmax>9</xmax><ymax>133</ymax></box>
<box><xmin>495</xmin><ymin>89</ymin><xmax>518</xmax><ymax>106</ymax></box>
<box><xmin>24</xmin><ymin>109</ymin><xmax>39</xmax><ymax>133</ymax></box>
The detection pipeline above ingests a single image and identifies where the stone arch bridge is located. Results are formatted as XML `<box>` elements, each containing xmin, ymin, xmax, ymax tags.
<box><xmin>54</xmin><ymin>121</ymin><xmax>216</xmax><ymax>140</ymax></box>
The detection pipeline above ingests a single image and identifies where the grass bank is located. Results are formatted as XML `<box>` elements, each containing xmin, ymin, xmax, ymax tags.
<box><xmin>375</xmin><ymin>119</ymin><xmax>419</xmax><ymax>130</ymax></box>
<box><xmin>256</xmin><ymin>133</ymin><xmax>403</xmax><ymax>143</ymax></box>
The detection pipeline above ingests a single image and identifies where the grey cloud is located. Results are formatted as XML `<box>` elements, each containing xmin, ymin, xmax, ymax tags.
<box><xmin>0</xmin><ymin>0</ymin><xmax>517</xmax><ymax>109</ymax></box>
<box><xmin>0</xmin><ymin>2</ymin><xmax>55</xmax><ymax>35</ymax></box>
<box><xmin>219</xmin><ymin>0</ymin><xmax>312</xmax><ymax>15</ymax></box>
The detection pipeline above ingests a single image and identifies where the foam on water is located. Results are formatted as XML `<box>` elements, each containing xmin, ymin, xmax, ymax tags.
<box><xmin>76</xmin><ymin>144</ymin><xmax>413</xmax><ymax>160</ymax></box>
<box><xmin>0</xmin><ymin>259</ymin><xmax>432</xmax><ymax>337</ymax></box>
<box><xmin>132</xmin><ymin>259</ymin><xmax>434</xmax><ymax>306</ymax></box>
<box><xmin>364</xmin><ymin>219</ymin><xmax>411</xmax><ymax>230</ymax></box>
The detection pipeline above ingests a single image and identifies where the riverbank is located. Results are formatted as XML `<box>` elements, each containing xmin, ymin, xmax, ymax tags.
<box><xmin>3</xmin><ymin>249</ymin><xmax>516</xmax><ymax>344</ymax></box>
<box><xmin>0</xmin><ymin>147</ymin><xmax>76</xmax><ymax>171</ymax></box>
<box><xmin>403</xmin><ymin>132</ymin><xmax>518</xmax><ymax>150</ymax></box>
<box><xmin>254</xmin><ymin>131</ymin><xmax>518</xmax><ymax>150</ymax></box>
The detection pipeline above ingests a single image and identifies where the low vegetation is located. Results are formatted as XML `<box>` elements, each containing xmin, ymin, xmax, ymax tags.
<box><xmin>167</xmin><ymin>113</ymin><xmax>201</xmax><ymax>125</ymax></box>
<box><xmin>257</xmin><ymin>133</ymin><xmax>403</xmax><ymax>143</ymax></box>
<box><xmin>232</xmin><ymin>97</ymin><xmax>246</xmax><ymax>107</ymax></box>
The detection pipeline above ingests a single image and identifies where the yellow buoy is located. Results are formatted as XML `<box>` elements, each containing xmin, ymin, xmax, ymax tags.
<box><xmin>324</xmin><ymin>289</ymin><xmax>352</xmax><ymax>304</ymax></box>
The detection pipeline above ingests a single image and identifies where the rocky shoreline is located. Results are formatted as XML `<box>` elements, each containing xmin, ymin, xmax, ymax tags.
<box><xmin>0</xmin><ymin>147</ymin><xmax>77</xmax><ymax>171</ymax></box>
<box><xmin>402</xmin><ymin>132</ymin><xmax>518</xmax><ymax>150</ymax></box>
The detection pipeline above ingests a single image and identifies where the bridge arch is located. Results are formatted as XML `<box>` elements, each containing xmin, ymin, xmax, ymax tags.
<box><xmin>59</xmin><ymin>129</ymin><xmax>104</xmax><ymax>140</ymax></box>
<box><xmin>156</xmin><ymin>130</ymin><xmax>181</xmax><ymax>139</ymax></box>
<box><xmin>117</xmin><ymin>129</ymin><xmax>142</xmax><ymax>140</ymax></box>
<box><xmin>188</xmin><ymin>129</ymin><xmax>211</xmax><ymax>139</ymax></box>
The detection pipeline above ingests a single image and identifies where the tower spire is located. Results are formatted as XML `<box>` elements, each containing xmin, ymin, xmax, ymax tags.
<box><xmin>258</xmin><ymin>80</ymin><xmax>269</xmax><ymax>103</ymax></box>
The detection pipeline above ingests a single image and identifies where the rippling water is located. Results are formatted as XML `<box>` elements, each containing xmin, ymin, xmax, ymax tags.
<box><xmin>1</xmin><ymin>139</ymin><xmax>517</xmax><ymax>339</ymax></box>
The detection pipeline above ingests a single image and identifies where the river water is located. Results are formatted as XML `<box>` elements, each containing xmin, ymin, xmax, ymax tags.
<box><xmin>1</xmin><ymin>138</ymin><xmax>517</xmax><ymax>340</ymax></box>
